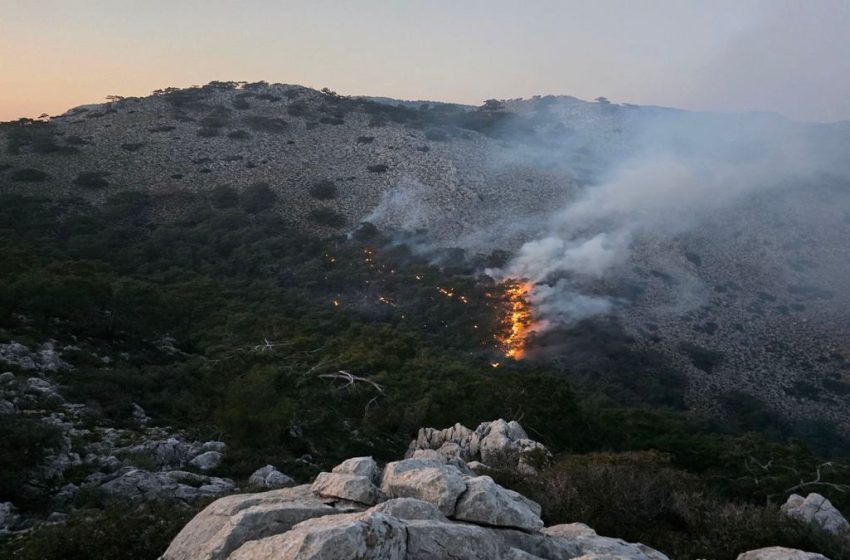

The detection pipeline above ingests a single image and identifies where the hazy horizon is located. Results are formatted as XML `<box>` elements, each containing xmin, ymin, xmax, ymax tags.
<box><xmin>2</xmin><ymin>0</ymin><xmax>849</xmax><ymax>123</ymax></box>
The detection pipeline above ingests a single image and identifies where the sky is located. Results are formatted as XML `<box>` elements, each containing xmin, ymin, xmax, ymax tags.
<box><xmin>1</xmin><ymin>0</ymin><xmax>849</xmax><ymax>122</ymax></box>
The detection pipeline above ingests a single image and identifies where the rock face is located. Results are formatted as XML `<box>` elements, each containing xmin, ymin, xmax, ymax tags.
<box><xmin>248</xmin><ymin>465</ymin><xmax>295</xmax><ymax>489</ymax></box>
<box><xmin>781</xmin><ymin>492</ymin><xmax>850</xmax><ymax>537</ymax></box>
<box><xmin>380</xmin><ymin>458</ymin><xmax>467</xmax><ymax>516</ymax></box>
<box><xmin>454</xmin><ymin>475</ymin><xmax>544</xmax><ymax>532</ymax></box>
<box><xmin>406</xmin><ymin>419</ymin><xmax>552</xmax><ymax>475</ymax></box>
<box><xmin>736</xmin><ymin>547</ymin><xmax>829</xmax><ymax>560</ymax></box>
<box><xmin>162</xmin><ymin>451</ymin><xmax>667</xmax><ymax>560</ymax></box>
<box><xmin>311</xmin><ymin>472</ymin><xmax>382</xmax><ymax>506</ymax></box>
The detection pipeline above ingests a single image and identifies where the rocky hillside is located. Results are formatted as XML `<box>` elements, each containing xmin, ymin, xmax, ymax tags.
<box><xmin>2</xmin><ymin>82</ymin><xmax>850</xmax><ymax>440</ymax></box>
<box><xmin>160</xmin><ymin>419</ymin><xmax>849</xmax><ymax>560</ymax></box>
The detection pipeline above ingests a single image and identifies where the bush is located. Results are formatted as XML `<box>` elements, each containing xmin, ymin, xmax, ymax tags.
<box><xmin>209</xmin><ymin>185</ymin><xmax>239</xmax><ymax>209</ymax></box>
<box><xmin>196</xmin><ymin>127</ymin><xmax>220</xmax><ymax>138</ymax></box>
<box><xmin>240</xmin><ymin>182</ymin><xmax>277</xmax><ymax>213</ymax></box>
<box><xmin>308</xmin><ymin>180</ymin><xmax>338</xmax><ymax>200</ymax></box>
<box><xmin>367</xmin><ymin>164</ymin><xmax>388</xmax><ymax>173</ymax></box>
<box><xmin>308</xmin><ymin>207</ymin><xmax>346</xmax><ymax>228</ymax></box>
<box><xmin>73</xmin><ymin>171</ymin><xmax>110</xmax><ymax>189</ymax></box>
<box><xmin>243</xmin><ymin>116</ymin><xmax>288</xmax><ymax>134</ymax></box>
<box><xmin>10</xmin><ymin>168</ymin><xmax>49</xmax><ymax>182</ymax></box>
<box><xmin>1</xmin><ymin>502</ymin><xmax>199</xmax><ymax>560</ymax></box>
<box><xmin>0</xmin><ymin>416</ymin><xmax>63</xmax><ymax>509</ymax></box>
<box><xmin>227</xmin><ymin>130</ymin><xmax>250</xmax><ymax>140</ymax></box>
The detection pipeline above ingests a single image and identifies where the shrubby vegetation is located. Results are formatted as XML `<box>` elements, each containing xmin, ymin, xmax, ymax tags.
<box><xmin>0</xmin><ymin>191</ymin><xmax>848</xmax><ymax>559</ymax></box>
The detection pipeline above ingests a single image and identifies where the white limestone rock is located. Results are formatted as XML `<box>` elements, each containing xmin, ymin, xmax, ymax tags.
<box><xmin>228</xmin><ymin>511</ymin><xmax>406</xmax><ymax>560</ymax></box>
<box><xmin>248</xmin><ymin>465</ymin><xmax>295</xmax><ymax>489</ymax></box>
<box><xmin>781</xmin><ymin>493</ymin><xmax>850</xmax><ymax>537</ymax></box>
<box><xmin>331</xmin><ymin>456</ymin><xmax>380</xmax><ymax>484</ymax></box>
<box><xmin>380</xmin><ymin>458</ymin><xmax>467</xmax><ymax>516</ymax></box>
<box><xmin>736</xmin><ymin>547</ymin><xmax>830</xmax><ymax>560</ymax></box>
<box><xmin>453</xmin><ymin>475</ymin><xmax>543</xmax><ymax>532</ymax></box>
<box><xmin>311</xmin><ymin>472</ymin><xmax>382</xmax><ymax>506</ymax></box>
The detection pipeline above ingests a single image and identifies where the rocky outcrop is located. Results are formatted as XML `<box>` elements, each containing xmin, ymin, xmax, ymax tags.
<box><xmin>248</xmin><ymin>465</ymin><xmax>295</xmax><ymax>489</ymax></box>
<box><xmin>311</xmin><ymin>472</ymin><xmax>383</xmax><ymax>506</ymax></box>
<box><xmin>380</xmin><ymin>458</ymin><xmax>467</xmax><ymax>516</ymax></box>
<box><xmin>97</xmin><ymin>468</ymin><xmax>236</xmax><ymax>503</ymax></box>
<box><xmin>454</xmin><ymin>475</ymin><xmax>543</xmax><ymax>532</ymax></box>
<box><xmin>781</xmin><ymin>492</ymin><xmax>850</xmax><ymax>537</ymax></box>
<box><xmin>406</xmin><ymin>419</ymin><xmax>552</xmax><ymax>475</ymax></box>
<box><xmin>736</xmin><ymin>547</ymin><xmax>829</xmax><ymax>560</ymax></box>
<box><xmin>162</xmin><ymin>449</ymin><xmax>667</xmax><ymax>560</ymax></box>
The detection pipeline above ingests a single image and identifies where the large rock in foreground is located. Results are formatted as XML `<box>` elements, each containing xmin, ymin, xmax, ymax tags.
<box><xmin>161</xmin><ymin>452</ymin><xmax>665</xmax><ymax>560</ymax></box>
<box><xmin>781</xmin><ymin>492</ymin><xmax>850</xmax><ymax>537</ymax></box>
<box><xmin>406</xmin><ymin>419</ymin><xmax>552</xmax><ymax>475</ymax></box>
<box><xmin>736</xmin><ymin>547</ymin><xmax>829</xmax><ymax>560</ymax></box>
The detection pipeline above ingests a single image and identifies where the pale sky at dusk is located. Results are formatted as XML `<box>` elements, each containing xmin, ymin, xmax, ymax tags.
<box><xmin>1</xmin><ymin>0</ymin><xmax>849</xmax><ymax>123</ymax></box>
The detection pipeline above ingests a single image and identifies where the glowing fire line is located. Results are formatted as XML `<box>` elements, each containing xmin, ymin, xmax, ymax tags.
<box><xmin>495</xmin><ymin>280</ymin><xmax>534</xmax><ymax>361</ymax></box>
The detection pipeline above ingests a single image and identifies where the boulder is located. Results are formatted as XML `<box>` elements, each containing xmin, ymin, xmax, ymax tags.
<box><xmin>331</xmin><ymin>456</ymin><xmax>381</xmax><ymax>484</ymax></box>
<box><xmin>190</xmin><ymin>451</ymin><xmax>223</xmax><ymax>471</ymax></box>
<box><xmin>453</xmin><ymin>475</ymin><xmax>543</xmax><ymax>531</ymax></box>
<box><xmin>0</xmin><ymin>398</ymin><xmax>15</xmax><ymax>414</ymax></box>
<box><xmin>97</xmin><ymin>467</ymin><xmax>235</xmax><ymax>503</ymax></box>
<box><xmin>228</xmin><ymin>511</ymin><xmax>406</xmax><ymax>560</ymax></box>
<box><xmin>543</xmin><ymin>524</ymin><xmax>669</xmax><ymax>560</ymax></box>
<box><xmin>161</xmin><ymin>485</ymin><xmax>363</xmax><ymax>560</ymax></box>
<box><xmin>371</xmin><ymin>497</ymin><xmax>448</xmax><ymax>521</ymax></box>
<box><xmin>736</xmin><ymin>547</ymin><xmax>829</xmax><ymax>560</ymax></box>
<box><xmin>248</xmin><ymin>465</ymin><xmax>295</xmax><ymax>489</ymax></box>
<box><xmin>381</xmin><ymin>458</ymin><xmax>467</xmax><ymax>516</ymax></box>
<box><xmin>405</xmin><ymin>518</ymin><xmax>509</xmax><ymax>560</ymax></box>
<box><xmin>406</xmin><ymin>419</ymin><xmax>552</xmax><ymax>475</ymax></box>
<box><xmin>0</xmin><ymin>502</ymin><xmax>21</xmax><ymax>536</ymax></box>
<box><xmin>311</xmin><ymin>472</ymin><xmax>382</xmax><ymax>505</ymax></box>
<box><xmin>781</xmin><ymin>493</ymin><xmax>850</xmax><ymax>537</ymax></box>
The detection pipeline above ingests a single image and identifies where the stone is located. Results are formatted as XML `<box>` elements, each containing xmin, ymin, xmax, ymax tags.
<box><xmin>0</xmin><ymin>372</ymin><xmax>15</xmax><ymax>385</ymax></box>
<box><xmin>161</xmin><ymin>485</ymin><xmax>362</xmax><ymax>560</ymax></box>
<box><xmin>331</xmin><ymin>456</ymin><xmax>380</xmax><ymax>484</ymax></box>
<box><xmin>736</xmin><ymin>547</ymin><xmax>829</xmax><ymax>560</ymax></box>
<box><xmin>0</xmin><ymin>398</ymin><xmax>15</xmax><ymax>414</ymax></box>
<box><xmin>405</xmin><ymin>518</ymin><xmax>508</xmax><ymax>559</ymax></box>
<box><xmin>371</xmin><ymin>497</ymin><xmax>448</xmax><ymax>521</ymax></box>
<box><xmin>381</xmin><ymin>458</ymin><xmax>467</xmax><ymax>516</ymax></box>
<box><xmin>0</xmin><ymin>502</ymin><xmax>21</xmax><ymax>535</ymax></box>
<box><xmin>228</xmin><ymin>511</ymin><xmax>406</xmax><ymax>560</ymax></box>
<box><xmin>453</xmin><ymin>475</ymin><xmax>544</xmax><ymax>531</ymax></box>
<box><xmin>190</xmin><ymin>451</ymin><xmax>223</xmax><ymax>471</ymax></box>
<box><xmin>97</xmin><ymin>467</ymin><xmax>235</xmax><ymax>503</ymax></box>
<box><xmin>781</xmin><ymin>493</ymin><xmax>850</xmax><ymax>536</ymax></box>
<box><xmin>311</xmin><ymin>472</ymin><xmax>382</xmax><ymax>505</ymax></box>
<box><xmin>543</xmin><ymin>524</ymin><xmax>669</xmax><ymax>560</ymax></box>
<box><xmin>248</xmin><ymin>465</ymin><xmax>295</xmax><ymax>489</ymax></box>
<box><xmin>407</xmin><ymin>419</ymin><xmax>552</xmax><ymax>475</ymax></box>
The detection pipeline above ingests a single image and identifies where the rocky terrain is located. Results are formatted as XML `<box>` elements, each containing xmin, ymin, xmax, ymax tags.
<box><xmin>2</xmin><ymin>81</ymin><xmax>850</xmax><ymax>438</ymax></box>
<box><xmin>158</xmin><ymin>419</ymin><xmax>848</xmax><ymax>560</ymax></box>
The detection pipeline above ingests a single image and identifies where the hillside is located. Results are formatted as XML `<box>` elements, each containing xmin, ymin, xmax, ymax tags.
<box><xmin>2</xmin><ymin>81</ymin><xmax>850</xmax><ymax>438</ymax></box>
<box><xmin>2</xmin><ymin>82</ymin><xmax>850</xmax><ymax>559</ymax></box>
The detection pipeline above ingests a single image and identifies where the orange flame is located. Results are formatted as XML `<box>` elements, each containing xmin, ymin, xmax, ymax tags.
<box><xmin>496</xmin><ymin>280</ymin><xmax>533</xmax><ymax>360</ymax></box>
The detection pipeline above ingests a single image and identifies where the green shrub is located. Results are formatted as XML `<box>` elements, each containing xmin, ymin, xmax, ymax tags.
<box><xmin>308</xmin><ymin>180</ymin><xmax>338</xmax><ymax>200</ymax></box>
<box><xmin>209</xmin><ymin>185</ymin><xmax>239</xmax><ymax>209</ymax></box>
<box><xmin>10</xmin><ymin>168</ymin><xmax>49</xmax><ymax>182</ymax></box>
<box><xmin>308</xmin><ymin>207</ymin><xmax>346</xmax><ymax>228</ymax></box>
<box><xmin>73</xmin><ymin>171</ymin><xmax>110</xmax><ymax>189</ymax></box>
<box><xmin>0</xmin><ymin>502</ymin><xmax>199</xmax><ymax>560</ymax></box>
<box><xmin>240</xmin><ymin>182</ymin><xmax>277</xmax><ymax>212</ymax></box>
<box><xmin>243</xmin><ymin>116</ymin><xmax>288</xmax><ymax>133</ymax></box>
